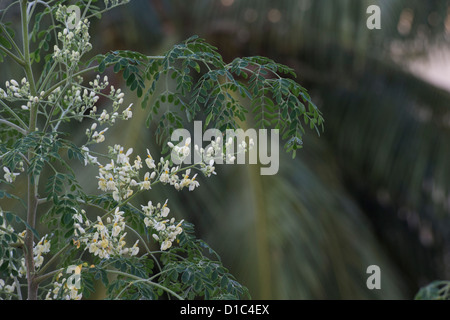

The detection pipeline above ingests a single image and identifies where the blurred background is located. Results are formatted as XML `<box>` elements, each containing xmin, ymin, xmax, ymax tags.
<box><xmin>2</xmin><ymin>0</ymin><xmax>450</xmax><ymax>299</ymax></box>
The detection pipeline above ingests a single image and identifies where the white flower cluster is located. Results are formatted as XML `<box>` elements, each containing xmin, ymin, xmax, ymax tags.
<box><xmin>96</xmin><ymin>88</ymin><xmax>133</xmax><ymax>126</ymax></box>
<box><xmin>168</xmin><ymin>135</ymin><xmax>254</xmax><ymax>180</ymax></box>
<box><xmin>0</xmin><ymin>209</ymin><xmax>14</xmax><ymax>236</ymax></box>
<box><xmin>80</xmin><ymin>87</ymin><xmax>133</xmax><ymax>148</ymax></box>
<box><xmin>45</xmin><ymin>74</ymin><xmax>133</xmax><ymax>151</ymax></box>
<box><xmin>168</xmin><ymin>136</ymin><xmax>253</xmax><ymax>179</ymax></box>
<box><xmin>53</xmin><ymin>6</ymin><xmax>92</xmax><ymax>67</ymax></box>
<box><xmin>196</xmin><ymin>136</ymin><xmax>254</xmax><ymax>165</ymax></box>
<box><xmin>91</xmin><ymin>145</ymin><xmax>208</xmax><ymax>250</ymax></box>
<box><xmin>0</xmin><ymin>210</ymin><xmax>22</xmax><ymax>280</ymax></box>
<box><xmin>0</xmin><ymin>210</ymin><xmax>52</xmax><ymax>297</ymax></box>
<box><xmin>158</xmin><ymin>162</ymin><xmax>201</xmax><ymax>192</ymax></box>
<box><xmin>0</xmin><ymin>78</ymin><xmax>41</xmax><ymax>109</ymax></box>
<box><xmin>33</xmin><ymin>235</ymin><xmax>51</xmax><ymax>269</ymax></box>
<box><xmin>95</xmin><ymin>141</ymin><xmax>209</xmax><ymax>198</ymax></box>
<box><xmin>72</xmin><ymin>207</ymin><xmax>139</xmax><ymax>259</ymax></box>
<box><xmin>55</xmin><ymin>74</ymin><xmax>130</xmax><ymax>126</ymax></box>
<box><xmin>87</xmin><ymin>135</ymin><xmax>249</xmax><ymax>251</ymax></box>
<box><xmin>0</xmin><ymin>279</ymin><xmax>16</xmax><ymax>295</ymax></box>
<box><xmin>45</xmin><ymin>265</ymin><xmax>84</xmax><ymax>300</ymax></box>
<box><xmin>96</xmin><ymin>145</ymin><xmax>144</xmax><ymax>202</ymax></box>
<box><xmin>62</xmin><ymin>79</ymin><xmax>104</xmax><ymax>117</ymax></box>
<box><xmin>142</xmin><ymin>200</ymin><xmax>183</xmax><ymax>251</ymax></box>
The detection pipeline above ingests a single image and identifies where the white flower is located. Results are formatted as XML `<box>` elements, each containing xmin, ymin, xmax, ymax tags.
<box><xmin>33</xmin><ymin>235</ymin><xmax>51</xmax><ymax>269</ymax></box>
<box><xmin>122</xmin><ymin>104</ymin><xmax>133</xmax><ymax>120</ymax></box>
<box><xmin>140</xmin><ymin>172</ymin><xmax>151</xmax><ymax>190</ymax></box>
<box><xmin>92</xmin><ymin>128</ymin><xmax>108</xmax><ymax>143</ymax></box>
<box><xmin>4</xmin><ymin>282</ymin><xmax>16</xmax><ymax>294</ymax></box>
<box><xmin>159</xmin><ymin>169</ymin><xmax>170</xmax><ymax>184</ymax></box>
<box><xmin>106</xmin><ymin>177</ymin><xmax>116</xmax><ymax>191</ymax></box>
<box><xmin>154</xmin><ymin>221</ymin><xmax>166</xmax><ymax>231</ymax></box>
<box><xmin>227</xmin><ymin>154</ymin><xmax>236</xmax><ymax>163</ymax></box>
<box><xmin>67</xmin><ymin>265</ymin><xmax>82</xmax><ymax>277</ymax></box>
<box><xmin>134</xmin><ymin>155</ymin><xmax>143</xmax><ymax>170</ymax></box>
<box><xmin>145</xmin><ymin>149</ymin><xmax>155</xmax><ymax>169</ymax></box>
<box><xmin>112</xmin><ymin>190</ymin><xmax>121</xmax><ymax>202</ymax></box>
<box><xmin>188</xmin><ymin>175</ymin><xmax>200</xmax><ymax>191</ymax></box>
<box><xmin>112</xmin><ymin>225</ymin><xmax>121</xmax><ymax>237</ymax></box>
<box><xmin>117</xmin><ymin>147</ymin><xmax>133</xmax><ymax>164</ymax></box>
<box><xmin>89</xmin><ymin>242</ymin><xmax>99</xmax><ymax>255</ymax></box>
<box><xmin>161</xmin><ymin>240</ymin><xmax>172</xmax><ymax>251</ymax></box>
<box><xmin>3</xmin><ymin>167</ymin><xmax>20</xmax><ymax>183</ymax></box>
<box><xmin>97</xmin><ymin>173</ymin><xmax>107</xmax><ymax>191</ymax></box>
<box><xmin>81</xmin><ymin>146</ymin><xmax>99</xmax><ymax>166</ymax></box>
<box><xmin>34</xmin><ymin>255</ymin><xmax>44</xmax><ymax>268</ymax></box>
<box><xmin>141</xmin><ymin>201</ymin><xmax>154</xmax><ymax>216</ymax></box>
<box><xmin>161</xmin><ymin>201</ymin><xmax>170</xmax><ymax>217</ymax></box>
<box><xmin>99</xmin><ymin>109</ymin><xmax>109</xmax><ymax>122</ymax></box>
<box><xmin>130</xmin><ymin>240</ymin><xmax>139</xmax><ymax>256</ymax></box>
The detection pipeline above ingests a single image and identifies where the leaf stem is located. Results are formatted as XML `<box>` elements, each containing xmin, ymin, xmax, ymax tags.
<box><xmin>0</xmin><ymin>118</ymin><xmax>27</xmax><ymax>135</ymax></box>
<box><xmin>0</xmin><ymin>100</ymin><xmax>29</xmax><ymax>130</ymax></box>
<box><xmin>0</xmin><ymin>22</ymin><xmax>24</xmax><ymax>60</ymax></box>
<box><xmin>34</xmin><ymin>268</ymin><xmax>64</xmax><ymax>285</ymax></box>
<box><xmin>36</xmin><ymin>243</ymin><xmax>71</xmax><ymax>277</ymax></box>
<box><xmin>0</xmin><ymin>44</ymin><xmax>25</xmax><ymax>66</ymax></box>
<box><xmin>105</xmin><ymin>269</ymin><xmax>184</xmax><ymax>300</ymax></box>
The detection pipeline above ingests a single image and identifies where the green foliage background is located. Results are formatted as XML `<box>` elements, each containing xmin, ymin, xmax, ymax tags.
<box><xmin>2</xmin><ymin>0</ymin><xmax>450</xmax><ymax>299</ymax></box>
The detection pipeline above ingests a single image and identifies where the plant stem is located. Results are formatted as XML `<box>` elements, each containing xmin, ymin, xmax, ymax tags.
<box><xmin>34</xmin><ymin>268</ymin><xmax>64</xmax><ymax>285</ymax></box>
<box><xmin>37</xmin><ymin>60</ymin><xmax>57</xmax><ymax>93</ymax></box>
<box><xmin>0</xmin><ymin>22</ymin><xmax>25</xmax><ymax>61</ymax></box>
<box><xmin>0</xmin><ymin>119</ymin><xmax>27</xmax><ymax>135</ymax></box>
<box><xmin>36</xmin><ymin>243</ymin><xmax>71</xmax><ymax>277</ymax></box>
<box><xmin>105</xmin><ymin>269</ymin><xmax>184</xmax><ymax>300</ymax></box>
<box><xmin>20</xmin><ymin>0</ymin><xmax>39</xmax><ymax>300</ymax></box>
<box><xmin>0</xmin><ymin>44</ymin><xmax>25</xmax><ymax>66</ymax></box>
<box><xmin>0</xmin><ymin>99</ymin><xmax>29</xmax><ymax>130</ymax></box>
<box><xmin>41</xmin><ymin>65</ymin><xmax>100</xmax><ymax>100</ymax></box>
<box><xmin>14</xmin><ymin>277</ymin><xmax>23</xmax><ymax>300</ymax></box>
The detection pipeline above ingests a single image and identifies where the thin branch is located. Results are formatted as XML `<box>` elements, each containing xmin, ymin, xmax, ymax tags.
<box><xmin>0</xmin><ymin>44</ymin><xmax>25</xmax><ymax>66</ymax></box>
<box><xmin>14</xmin><ymin>277</ymin><xmax>23</xmax><ymax>300</ymax></box>
<box><xmin>0</xmin><ymin>118</ymin><xmax>27</xmax><ymax>135</ymax></box>
<box><xmin>124</xmin><ymin>224</ymin><xmax>162</xmax><ymax>273</ymax></box>
<box><xmin>41</xmin><ymin>65</ymin><xmax>100</xmax><ymax>100</ymax></box>
<box><xmin>0</xmin><ymin>226</ymin><xmax>24</xmax><ymax>241</ymax></box>
<box><xmin>37</xmin><ymin>60</ymin><xmax>57</xmax><ymax>93</ymax></box>
<box><xmin>34</xmin><ymin>268</ymin><xmax>64</xmax><ymax>285</ymax></box>
<box><xmin>0</xmin><ymin>100</ymin><xmax>29</xmax><ymax>130</ymax></box>
<box><xmin>105</xmin><ymin>269</ymin><xmax>184</xmax><ymax>300</ymax></box>
<box><xmin>36</xmin><ymin>243</ymin><xmax>71</xmax><ymax>276</ymax></box>
<box><xmin>0</xmin><ymin>23</ymin><xmax>24</xmax><ymax>60</ymax></box>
